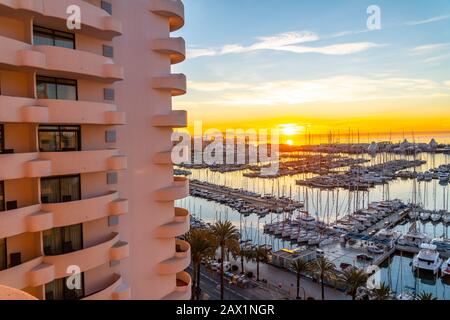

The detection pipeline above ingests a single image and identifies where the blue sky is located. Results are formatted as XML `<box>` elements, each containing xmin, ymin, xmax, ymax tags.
<box><xmin>173</xmin><ymin>0</ymin><xmax>450</xmax><ymax>133</ymax></box>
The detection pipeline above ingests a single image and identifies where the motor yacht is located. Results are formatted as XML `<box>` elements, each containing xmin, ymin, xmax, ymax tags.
<box><xmin>398</xmin><ymin>232</ymin><xmax>430</xmax><ymax>247</ymax></box>
<box><xmin>412</xmin><ymin>243</ymin><xmax>443</xmax><ymax>275</ymax></box>
<box><xmin>441</xmin><ymin>258</ymin><xmax>450</xmax><ymax>277</ymax></box>
<box><xmin>419</xmin><ymin>212</ymin><xmax>431</xmax><ymax>221</ymax></box>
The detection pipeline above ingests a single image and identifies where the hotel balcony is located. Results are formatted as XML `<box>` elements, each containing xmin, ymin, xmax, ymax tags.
<box><xmin>82</xmin><ymin>274</ymin><xmax>130</xmax><ymax>300</ymax></box>
<box><xmin>149</xmin><ymin>0</ymin><xmax>185</xmax><ymax>32</ymax></box>
<box><xmin>152</xmin><ymin>37</ymin><xmax>186</xmax><ymax>64</ymax></box>
<box><xmin>151</xmin><ymin>110</ymin><xmax>187</xmax><ymax>128</ymax></box>
<box><xmin>154</xmin><ymin>177</ymin><xmax>189</xmax><ymax>201</ymax></box>
<box><xmin>162</xmin><ymin>271</ymin><xmax>192</xmax><ymax>300</ymax></box>
<box><xmin>0</xmin><ymin>150</ymin><xmax>127</xmax><ymax>180</ymax></box>
<box><xmin>156</xmin><ymin>240</ymin><xmax>190</xmax><ymax>275</ymax></box>
<box><xmin>154</xmin><ymin>208</ymin><xmax>190</xmax><ymax>238</ymax></box>
<box><xmin>0</xmin><ymin>35</ymin><xmax>124</xmax><ymax>82</ymax></box>
<box><xmin>0</xmin><ymin>95</ymin><xmax>126</xmax><ymax>125</ymax></box>
<box><xmin>27</xmin><ymin>233</ymin><xmax>129</xmax><ymax>287</ymax></box>
<box><xmin>0</xmin><ymin>0</ymin><xmax>122</xmax><ymax>39</ymax></box>
<box><xmin>152</xmin><ymin>74</ymin><xmax>187</xmax><ymax>96</ymax></box>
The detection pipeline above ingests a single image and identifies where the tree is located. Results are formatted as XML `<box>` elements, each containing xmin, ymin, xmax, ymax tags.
<box><xmin>210</xmin><ymin>221</ymin><xmax>240</xmax><ymax>300</ymax></box>
<box><xmin>370</xmin><ymin>282</ymin><xmax>391</xmax><ymax>300</ymax></box>
<box><xmin>290</xmin><ymin>259</ymin><xmax>310</xmax><ymax>299</ymax></box>
<box><xmin>246</xmin><ymin>246</ymin><xmax>269</xmax><ymax>281</ymax></box>
<box><xmin>307</xmin><ymin>257</ymin><xmax>336</xmax><ymax>300</ymax></box>
<box><xmin>339</xmin><ymin>268</ymin><xmax>368</xmax><ymax>300</ymax></box>
<box><xmin>416</xmin><ymin>292</ymin><xmax>437</xmax><ymax>300</ymax></box>
<box><xmin>184</xmin><ymin>229</ymin><xmax>215</xmax><ymax>300</ymax></box>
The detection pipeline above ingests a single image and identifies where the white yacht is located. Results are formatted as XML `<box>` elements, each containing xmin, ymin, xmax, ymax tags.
<box><xmin>367</xmin><ymin>244</ymin><xmax>384</xmax><ymax>255</ymax></box>
<box><xmin>441</xmin><ymin>258</ymin><xmax>450</xmax><ymax>277</ymax></box>
<box><xmin>412</xmin><ymin>243</ymin><xmax>443</xmax><ymax>275</ymax></box>
<box><xmin>419</xmin><ymin>212</ymin><xmax>431</xmax><ymax>221</ymax></box>
<box><xmin>398</xmin><ymin>231</ymin><xmax>430</xmax><ymax>247</ymax></box>
<box><xmin>299</xmin><ymin>214</ymin><xmax>315</xmax><ymax>223</ymax></box>
<box><xmin>443</xmin><ymin>213</ymin><xmax>450</xmax><ymax>224</ymax></box>
<box><xmin>430</xmin><ymin>212</ymin><xmax>442</xmax><ymax>222</ymax></box>
<box><xmin>408</xmin><ymin>211</ymin><xmax>419</xmax><ymax>220</ymax></box>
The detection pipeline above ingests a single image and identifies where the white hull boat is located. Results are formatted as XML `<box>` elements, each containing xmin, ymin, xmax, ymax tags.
<box><xmin>412</xmin><ymin>243</ymin><xmax>442</xmax><ymax>275</ymax></box>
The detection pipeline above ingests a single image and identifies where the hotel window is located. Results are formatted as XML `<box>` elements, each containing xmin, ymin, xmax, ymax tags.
<box><xmin>43</xmin><ymin>224</ymin><xmax>83</xmax><ymax>256</ymax></box>
<box><xmin>0</xmin><ymin>124</ymin><xmax>3</xmax><ymax>152</ymax></box>
<box><xmin>33</xmin><ymin>25</ymin><xmax>75</xmax><ymax>49</ymax></box>
<box><xmin>0</xmin><ymin>181</ymin><xmax>4</xmax><ymax>212</ymax></box>
<box><xmin>0</xmin><ymin>238</ymin><xmax>6</xmax><ymax>271</ymax></box>
<box><xmin>36</xmin><ymin>76</ymin><xmax>78</xmax><ymax>100</ymax></box>
<box><xmin>45</xmin><ymin>274</ymin><xmax>84</xmax><ymax>300</ymax></box>
<box><xmin>38</xmin><ymin>125</ymin><xmax>81</xmax><ymax>152</ymax></box>
<box><xmin>40</xmin><ymin>175</ymin><xmax>81</xmax><ymax>204</ymax></box>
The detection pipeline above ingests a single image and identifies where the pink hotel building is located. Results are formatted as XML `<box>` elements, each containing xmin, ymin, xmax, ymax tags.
<box><xmin>0</xmin><ymin>0</ymin><xmax>191</xmax><ymax>300</ymax></box>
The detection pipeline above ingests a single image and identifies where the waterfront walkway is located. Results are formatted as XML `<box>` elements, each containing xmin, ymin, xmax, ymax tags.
<box><xmin>230</xmin><ymin>258</ymin><xmax>350</xmax><ymax>300</ymax></box>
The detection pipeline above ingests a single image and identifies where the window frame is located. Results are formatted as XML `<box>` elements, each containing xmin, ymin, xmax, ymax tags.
<box><xmin>40</xmin><ymin>174</ymin><xmax>81</xmax><ymax>204</ymax></box>
<box><xmin>33</xmin><ymin>25</ymin><xmax>76</xmax><ymax>49</ymax></box>
<box><xmin>0</xmin><ymin>237</ymin><xmax>6</xmax><ymax>271</ymax></box>
<box><xmin>0</xmin><ymin>181</ymin><xmax>4</xmax><ymax>212</ymax></box>
<box><xmin>0</xmin><ymin>124</ymin><xmax>3</xmax><ymax>152</ymax></box>
<box><xmin>38</xmin><ymin>125</ymin><xmax>81</xmax><ymax>152</ymax></box>
<box><xmin>36</xmin><ymin>76</ymin><xmax>78</xmax><ymax>101</ymax></box>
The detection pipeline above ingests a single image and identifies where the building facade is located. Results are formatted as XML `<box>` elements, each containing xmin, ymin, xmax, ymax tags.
<box><xmin>0</xmin><ymin>0</ymin><xmax>190</xmax><ymax>300</ymax></box>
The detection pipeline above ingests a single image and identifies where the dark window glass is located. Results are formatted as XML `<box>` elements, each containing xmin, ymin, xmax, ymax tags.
<box><xmin>36</xmin><ymin>76</ymin><xmax>77</xmax><ymax>101</ymax></box>
<box><xmin>38</xmin><ymin>125</ymin><xmax>80</xmax><ymax>152</ymax></box>
<box><xmin>101</xmin><ymin>1</ymin><xmax>112</xmax><ymax>15</ymax></box>
<box><xmin>43</xmin><ymin>224</ymin><xmax>83</xmax><ymax>256</ymax></box>
<box><xmin>0</xmin><ymin>181</ymin><xmax>4</xmax><ymax>212</ymax></box>
<box><xmin>0</xmin><ymin>238</ymin><xmax>6</xmax><ymax>271</ymax></box>
<box><xmin>33</xmin><ymin>25</ymin><xmax>75</xmax><ymax>49</ymax></box>
<box><xmin>0</xmin><ymin>124</ymin><xmax>3</xmax><ymax>152</ymax></box>
<box><xmin>40</xmin><ymin>175</ymin><xmax>80</xmax><ymax>204</ymax></box>
<box><xmin>45</xmin><ymin>273</ymin><xmax>84</xmax><ymax>300</ymax></box>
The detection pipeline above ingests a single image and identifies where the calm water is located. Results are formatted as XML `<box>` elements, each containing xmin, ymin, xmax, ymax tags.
<box><xmin>177</xmin><ymin>148</ymin><xmax>450</xmax><ymax>299</ymax></box>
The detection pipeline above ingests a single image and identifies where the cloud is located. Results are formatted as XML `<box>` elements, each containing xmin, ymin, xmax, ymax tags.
<box><xmin>406</xmin><ymin>14</ymin><xmax>450</xmax><ymax>26</ymax></box>
<box><xmin>188</xmin><ymin>76</ymin><xmax>450</xmax><ymax>106</ymax></box>
<box><xmin>411</xmin><ymin>43</ymin><xmax>449</xmax><ymax>55</ymax></box>
<box><xmin>187</xmin><ymin>31</ymin><xmax>383</xmax><ymax>59</ymax></box>
<box><xmin>424</xmin><ymin>53</ymin><xmax>450</xmax><ymax>63</ymax></box>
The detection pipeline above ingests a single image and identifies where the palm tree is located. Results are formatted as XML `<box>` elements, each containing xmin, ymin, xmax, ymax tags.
<box><xmin>339</xmin><ymin>268</ymin><xmax>368</xmax><ymax>300</ymax></box>
<box><xmin>210</xmin><ymin>220</ymin><xmax>240</xmax><ymax>300</ymax></box>
<box><xmin>370</xmin><ymin>282</ymin><xmax>391</xmax><ymax>300</ymax></box>
<box><xmin>417</xmin><ymin>292</ymin><xmax>437</xmax><ymax>300</ymax></box>
<box><xmin>308</xmin><ymin>257</ymin><xmax>336</xmax><ymax>300</ymax></box>
<box><xmin>290</xmin><ymin>259</ymin><xmax>310</xmax><ymax>299</ymax></box>
<box><xmin>246</xmin><ymin>246</ymin><xmax>269</xmax><ymax>281</ymax></box>
<box><xmin>185</xmin><ymin>229</ymin><xmax>215</xmax><ymax>300</ymax></box>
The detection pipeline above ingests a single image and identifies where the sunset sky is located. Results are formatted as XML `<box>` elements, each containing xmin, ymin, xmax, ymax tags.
<box><xmin>172</xmin><ymin>0</ymin><xmax>450</xmax><ymax>138</ymax></box>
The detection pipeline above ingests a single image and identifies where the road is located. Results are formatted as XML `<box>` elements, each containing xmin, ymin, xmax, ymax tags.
<box><xmin>188</xmin><ymin>265</ymin><xmax>290</xmax><ymax>300</ymax></box>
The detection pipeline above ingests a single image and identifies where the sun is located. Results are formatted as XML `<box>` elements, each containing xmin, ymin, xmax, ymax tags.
<box><xmin>279</xmin><ymin>124</ymin><xmax>305</xmax><ymax>136</ymax></box>
<box><xmin>286</xmin><ymin>139</ymin><xmax>294</xmax><ymax>146</ymax></box>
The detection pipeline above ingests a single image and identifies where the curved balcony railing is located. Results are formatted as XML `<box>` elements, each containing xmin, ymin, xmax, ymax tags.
<box><xmin>154</xmin><ymin>208</ymin><xmax>190</xmax><ymax>238</ymax></box>
<box><xmin>82</xmin><ymin>273</ymin><xmax>130</xmax><ymax>300</ymax></box>
<box><xmin>151</xmin><ymin>110</ymin><xmax>187</xmax><ymax>128</ymax></box>
<box><xmin>0</xmin><ymin>0</ymin><xmax>122</xmax><ymax>39</ymax></box>
<box><xmin>149</xmin><ymin>0</ymin><xmax>185</xmax><ymax>32</ymax></box>
<box><xmin>157</xmin><ymin>240</ymin><xmax>190</xmax><ymax>275</ymax></box>
<box><xmin>0</xmin><ymin>95</ymin><xmax>125</xmax><ymax>125</ymax></box>
<box><xmin>27</xmin><ymin>233</ymin><xmax>129</xmax><ymax>287</ymax></box>
<box><xmin>152</xmin><ymin>37</ymin><xmax>186</xmax><ymax>64</ymax></box>
<box><xmin>0</xmin><ymin>36</ymin><xmax>123</xmax><ymax>82</ymax></box>
<box><xmin>154</xmin><ymin>177</ymin><xmax>189</xmax><ymax>201</ymax></box>
<box><xmin>152</xmin><ymin>74</ymin><xmax>187</xmax><ymax>96</ymax></box>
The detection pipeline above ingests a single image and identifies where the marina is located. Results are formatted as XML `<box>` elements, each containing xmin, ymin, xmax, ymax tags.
<box><xmin>178</xmin><ymin>144</ymin><xmax>450</xmax><ymax>299</ymax></box>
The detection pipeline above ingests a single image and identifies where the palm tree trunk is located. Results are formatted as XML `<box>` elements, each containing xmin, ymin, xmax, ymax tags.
<box><xmin>191</xmin><ymin>263</ymin><xmax>197</xmax><ymax>300</ymax></box>
<box><xmin>196</xmin><ymin>262</ymin><xmax>201</xmax><ymax>300</ymax></box>
<box><xmin>241</xmin><ymin>253</ymin><xmax>245</xmax><ymax>274</ymax></box>
<box><xmin>321</xmin><ymin>276</ymin><xmax>325</xmax><ymax>301</ymax></box>
<box><xmin>256</xmin><ymin>258</ymin><xmax>260</xmax><ymax>281</ymax></box>
<box><xmin>220</xmin><ymin>245</ymin><xmax>225</xmax><ymax>300</ymax></box>
<box><xmin>296</xmin><ymin>274</ymin><xmax>300</xmax><ymax>299</ymax></box>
